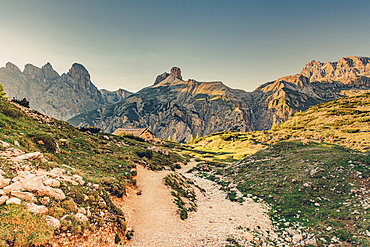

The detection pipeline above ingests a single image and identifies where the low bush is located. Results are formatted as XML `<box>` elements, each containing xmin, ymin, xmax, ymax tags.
<box><xmin>11</xmin><ymin>97</ymin><xmax>30</xmax><ymax>108</ymax></box>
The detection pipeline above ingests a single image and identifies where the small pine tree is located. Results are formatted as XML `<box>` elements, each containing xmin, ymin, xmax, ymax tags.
<box><xmin>196</xmin><ymin>133</ymin><xmax>200</xmax><ymax>139</ymax></box>
<box><xmin>190</xmin><ymin>134</ymin><xmax>194</xmax><ymax>143</ymax></box>
<box><xmin>0</xmin><ymin>83</ymin><xmax>8</xmax><ymax>99</ymax></box>
<box><xmin>168</xmin><ymin>135</ymin><xmax>172</xmax><ymax>141</ymax></box>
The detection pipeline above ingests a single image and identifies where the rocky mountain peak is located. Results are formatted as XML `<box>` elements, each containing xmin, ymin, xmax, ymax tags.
<box><xmin>67</xmin><ymin>63</ymin><xmax>91</xmax><ymax>84</ymax></box>
<box><xmin>154</xmin><ymin>72</ymin><xmax>170</xmax><ymax>85</ymax></box>
<box><xmin>5</xmin><ymin>62</ymin><xmax>21</xmax><ymax>73</ymax></box>
<box><xmin>41</xmin><ymin>62</ymin><xmax>59</xmax><ymax>80</ymax></box>
<box><xmin>170</xmin><ymin>67</ymin><xmax>182</xmax><ymax>80</ymax></box>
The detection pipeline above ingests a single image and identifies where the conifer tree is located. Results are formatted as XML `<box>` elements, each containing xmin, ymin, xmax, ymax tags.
<box><xmin>190</xmin><ymin>134</ymin><xmax>194</xmax><ymax>143</ymax></box>
<box><xmin>168</xmin><ymin>135</ymin><xmax>172</xmax><ymax>141</ymax></box>
<box><xmin>196</xmin><ymin>133</ymin><xmax>200</xmax><ymax>140</ymax></box>
<box><xmin>0</xmin><ymin>84</ymin><xmax>8</xmax><ymax>99</ymax></box>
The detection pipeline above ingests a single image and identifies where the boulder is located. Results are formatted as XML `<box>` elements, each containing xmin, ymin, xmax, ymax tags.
<box><xmin>48</xmin><ymin>168</ymin><xmax>66</xmax><ymax>176</ymax></box>
<box><xmin>43</xmin><ymin>178</ymin><xmax>60</xmax><ymax>187</ymax></box>
<box><xmin>45</xmin><ymin>216</ymin><xmax>61</xmax><ymax>228</ymax></box>
<box><xmin>305</xmin><ymin>237</ymin><xmax>317</xmax><ymax>246</ymax></box>
<box><xmin>73</xmin><ymin>175</ymin><xmax>85</xmax><ymax>185</ymax></box>
<box><xmin>19</xmin><ymin>177</ymin><xmax>44</xmax><ymax>191</ymax></box>
<box><xmin>0</xmin><ymin>179</ymin><xmax>11</xmax><ymax>189</ymax></box>
<box><xmin>3</xmin><ymin>182</ymin><xmax>23</xmax><ymax>194</ymax></box>
<box><xmin>6</xmin><ymin>197</ymin><xmax>21</xmax><ymax>205</ymax></box>
<box><xmin>12</xmin><ymin>152</ymin><xmax>46</xmax><ymax>162</ymax></box>
<box><xmin>37</xmin><ymin>186</ymin><xmax>66</xmax><ymax>200</ymax></box>
<box><xmin>0</xmin><ymin>195</ymin><xmax>9</xmax><ymax>205</ymax></box>
<box><xmin>292</xmin><ymin>234</ymin><xmax>303</xmax><ymax>244</ymax></box>
<box><xmin>25</xmin><ymin>202</ymin><xmax>48</xmax><ymax>215</ymax></box>
<box><xmin>73</xmin><ymin>213</ymin><xmax>89</xmax><ymax>223</ymax></box>
<box><xmin>11</xmin><ymin>191</ymin><xmax>37</xmax><ymax>202</ymax></box>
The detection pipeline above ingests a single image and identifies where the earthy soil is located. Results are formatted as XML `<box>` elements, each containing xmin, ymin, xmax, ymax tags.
<box><xmin>114</xmin><ymin>160</ymin><xmax>274</xmax><ymax>246</ymax></box>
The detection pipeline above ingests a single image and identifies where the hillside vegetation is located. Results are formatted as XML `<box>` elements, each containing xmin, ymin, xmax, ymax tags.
<box><xmin>186</xmin><ymin>93</ymin><xmax>370</xmax><ymax>162</ymax></box>
<box><xmin>0</xmin><ymin>98</ymin><xmax>187</xmax><ymax>246</ymax></box>
<box><xmin>183</xmin><ymin>94</ymin><xmax>370</xmax><ymax>246</ymax></box>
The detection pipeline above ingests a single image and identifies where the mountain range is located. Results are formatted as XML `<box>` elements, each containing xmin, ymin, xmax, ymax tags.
<box><xmin>0</xmin><ymin>62</ymin><xmax>132</xmax><ymax>120</ymax></box>
<box><xmin>69</xmin><ymin>56</ymin><xmax>370</xmax><ymax>142</ymax></box>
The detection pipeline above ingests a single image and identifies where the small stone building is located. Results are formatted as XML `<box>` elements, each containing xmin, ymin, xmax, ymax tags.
<box><xmin>112</xmin><ymin>128</ymin><xmax>155</xmax><ymax>140</ymax></box>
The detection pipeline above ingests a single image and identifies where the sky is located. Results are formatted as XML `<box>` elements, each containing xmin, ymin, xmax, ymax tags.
<box><xmin>0</xmin><ymin>0</ymin><xmax>369</xmax><ymax>93</ymax></box>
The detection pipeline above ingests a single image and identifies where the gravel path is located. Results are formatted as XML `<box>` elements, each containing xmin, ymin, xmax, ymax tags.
<box><xmin>115</xmin><ymin>160</ymin><xmax>274</xmax><ymax>246</ymax></box>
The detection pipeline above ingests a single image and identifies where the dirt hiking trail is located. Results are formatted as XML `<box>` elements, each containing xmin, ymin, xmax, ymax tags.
<box><xmin>114</xmin><ymin>160</ymin><xmax>274</xmax><ymax>246</ymax></box>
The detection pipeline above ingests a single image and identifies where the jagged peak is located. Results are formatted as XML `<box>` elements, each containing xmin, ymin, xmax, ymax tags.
<box><xmin>67</xmin><ymin>63</ymin><xmax>91</xmax><ymax>84</ymax></box>
<box><xmin>154</xmin><ymin>67</ymin><xmax>183</xmax><ymax>85</ymax></box>
<box><xmin>5</xmin><ymin>62</ymin><xmax>21</xmax><ymax>73</ymax></box>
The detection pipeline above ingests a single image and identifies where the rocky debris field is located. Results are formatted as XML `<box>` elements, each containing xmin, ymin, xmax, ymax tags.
<box><xmin>0</xmin><ymin>139</ymin><xmax>124</xmax><ymax>246</ymax></box>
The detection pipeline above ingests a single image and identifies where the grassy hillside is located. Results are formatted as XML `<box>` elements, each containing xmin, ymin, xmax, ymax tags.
<box><xmin>185</xmin><ymin>93</ymin><xmax>370</xmax><ymax>162</ymax></box>
<box><xmin>191</xmin><ymin>141</ymin><xmax>370</xmax><ymax>246</ymax></box>
<box><xmin>0</xmin><ymin>98</ymin><xmax>187</xmax><ymax>246</ymax></box>
<box><xmin>182</xmin><ymin>94</ymin><xmax>370</xmax><ymax>246</ymax></box>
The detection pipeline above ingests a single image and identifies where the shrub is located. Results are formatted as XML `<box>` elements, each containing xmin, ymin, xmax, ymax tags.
<box><xmin>0</xmin><ymin>204</ymin><xmax>53</xmax><ymax>246</ymax></box>
<box><xmin>136</xmin><ymin>149</ymin><xmax>153</xmax><ymax>159</ymax></box>
<box><xmin>28</xmin><ymin>133</ymin><xmax>58</xmax><ymax>152</ymax></box>
<box><xmin>79</xmin><ymin>126</ymin><xmax>101</xmax><ymax>133</ymax></box>
<box><xmin>11</xmin><ymin>97</ymin><xmax>30</xmax><ymax>108</ymax></box>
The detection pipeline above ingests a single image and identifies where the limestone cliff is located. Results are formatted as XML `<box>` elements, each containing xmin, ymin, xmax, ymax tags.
<box><xmin>0</xmin><ymin>62</ymin><xmax>130</xmax><ymax>120</ymax></box>
<box><xmin>69</xmin><ymin>67</ymin><xmax>254</xmax><ymax>143</ymax></box>
<box><xmin>69</xmin><ymin>57</ymin><xmax>370</xmax><ymax>142</ymax></box>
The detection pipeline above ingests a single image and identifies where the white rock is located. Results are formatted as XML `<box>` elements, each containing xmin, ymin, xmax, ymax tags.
<box><xmin>10</xmin><ymin>191</ymin><xmax>37</xmax><ymax>202</ymax></box>
<box><xmin>0</xmin><ymin>189</ymin><xmax>3</xmax><ymax>195</ymax></box>
<box><xmin>77</xmin><ymin>207</ymin><xmax>86</xmax><ymax>214</ymax></box>
<box><xmin>12</xmin><ymin>171</ymin><xmax>35</xmax><ymax>182</ymax></box>
<box><xmin>92</xmin><ymin>184</ymin><xmax>99</xmax><ymax>190</ymax></box>
<box><xmin>37</xmin><ymin>186</ymin><xmax>66</xmax><ymax>200</ymax></box>
<box><xmin>305</xmin><ymin>237</ymin><xmax>317</xmax><ymax>246</ymax></box>
<box><xmin>0</xmin><ymin>179</ymin><xmax>11</xmax><ymax>189</ymax></box>
<box><xmin>73</xmin><ymin>175</ymin><xmax>85</xmax><ymax>185</ymax></box>
<box><xmin>0</xmin><ymin>195</ymin><xmax>9</xmax><ymax>205</ymax></box>
<box><xmin>0</xmin><ymin>140</ymin><xmax>10</xmax><ymax>148</ymax></box>
<box><xmin>292</xmin><ymin>234</ymin><xmax>303</xmax><ymax>243</ymax></box>
<box><xmin>326</xmin><ymin>226</ymin><xmax>333</xmax><ymax>231</ymax></box>
<box><xmin>49</xmin><ymin>168</ymin><xmax>66</xmax><ymax>176</ymax></box>
<box><xmin>46</xmin><ymin>216</ymin><xmax>61</xmax><ymax>228</ymax></box>
<box><xmin>14</xmin><ymin>140</ymin><xmax>20</xmax><ymax>146</ymax></box>
<box><xmin>25</xmin><ymin>202</ymin><xmax>48</xmax><ymax>215</ymax></box>
<box><xmin>0</xmin><ymin>168</ymin><xmax>6</xmax><ymax>175</ymax></box>
<box><xmin>73</xmin><ymin>213</ymin><xmax>89</xmax><ymax>223</ymax></box>
<box><xmin>19</xmin><ymin>177</ymin><xmax>44</xmax><ymax>191</ymax></box>
<box><xmin>6</xmin><ymin>197</ymin><xmax>21</xmax><ymax>205</ymax></box>
<box><xmin>12</xmin><ymin>152</ymin><xmax>46</xmax><ymax>162</ymax></box>
<box><xmin>43</xmin><ymin>178</ymin><xmax>60</xmax><ymax>187</ymax></box>
<box><xmin>3</xmin><ymin>182</ymin><xmax>23</xmax><ymax>194</ymax></box>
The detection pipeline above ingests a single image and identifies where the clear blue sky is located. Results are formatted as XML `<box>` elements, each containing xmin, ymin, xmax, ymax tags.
<box><xmin>0</xmin><ymin>0</ymin><xmax>369</xmax><ymax>92</ymax></box>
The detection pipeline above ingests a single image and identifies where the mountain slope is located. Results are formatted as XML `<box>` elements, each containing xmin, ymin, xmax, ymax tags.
<box><xmin>0</xmin><ymin>97</ymin><xmax>186</xmax><ymax>246</ymax></box>
<box><xmin>69</xmin><ymin>67</ymin><xmax>255</xmax><ymax>143</ymax></box>
<box><xmin>70</xmin><ymin>57</ymin><xmax>370</xmax><ymax>142</ymax></box>
<box><xmin>0</xmin><ymin>62</ymin><xmax>131</xmax><ymax>120</ymax></box>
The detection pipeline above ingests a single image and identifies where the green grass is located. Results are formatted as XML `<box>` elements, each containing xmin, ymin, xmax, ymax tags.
<box><xmin>0</xmin><ymin>98</ymin><xmax>187</xmax><ymax>243</ymax></box>
<box><xmin>192</xmin><ymin>141</ymin><xmax>370</xmax><ymax>246</ymax></box>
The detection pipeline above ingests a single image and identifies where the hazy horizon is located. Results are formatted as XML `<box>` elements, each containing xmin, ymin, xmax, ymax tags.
<box><xmin>1</xmin><ymin>0</ymin><xmax>369</xmax><ymax>92</ymax></box>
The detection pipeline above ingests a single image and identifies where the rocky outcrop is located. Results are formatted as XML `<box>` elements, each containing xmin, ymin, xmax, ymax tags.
<box><xmin>0</xmin><ymin>62</ymin><xmax>131</xmax><ymax>120</ymax></box>
<box><xmin>100</xmin><ymin>88</ymin><xmax>133</xmax><ymax>105</ymax></box>
<box><xmin>70</xmin><ymin>57</ymin><xmax>370</xmax><ymax>141</ymax></box>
